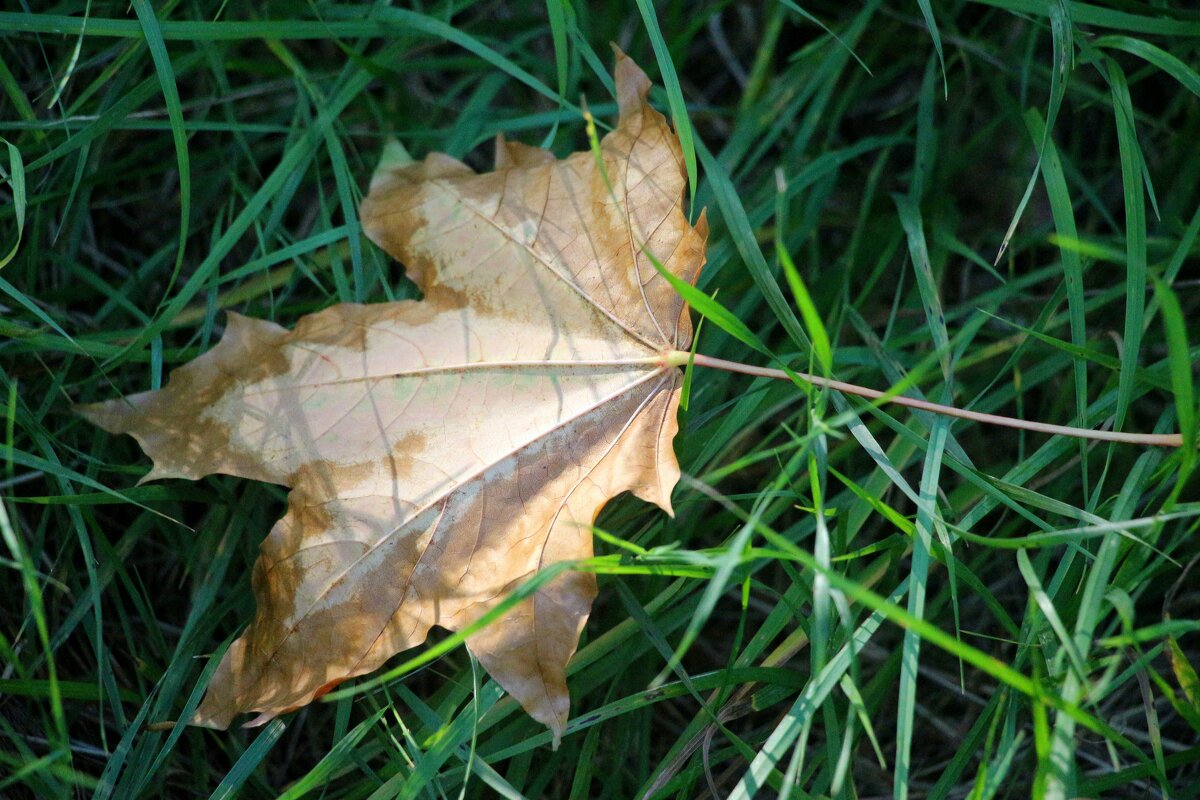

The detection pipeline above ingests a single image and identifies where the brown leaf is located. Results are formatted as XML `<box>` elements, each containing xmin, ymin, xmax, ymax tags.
<box><xmin>79</xmin><ymin>51</ymin><xmax>707</xmax><ymax>745</ymax></box>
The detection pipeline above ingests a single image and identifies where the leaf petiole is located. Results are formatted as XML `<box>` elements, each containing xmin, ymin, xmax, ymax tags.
<box><xmin>670</xmin><ymin>350</ymin><xmax>1184</xmax><ymax>448</ymax></box>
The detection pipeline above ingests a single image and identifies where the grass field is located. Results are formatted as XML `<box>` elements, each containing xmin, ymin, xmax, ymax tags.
<box><xmin>2</xmin><ymin>2</ymin><xmax>1200</xmax><ymax>797</ymax></box>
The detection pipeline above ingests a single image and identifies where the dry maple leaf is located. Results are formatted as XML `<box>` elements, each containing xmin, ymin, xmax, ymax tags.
<box><xmin>80</xmin><ymin>51</ymin><xmax>707</xmax><ymax>745</ymax></box>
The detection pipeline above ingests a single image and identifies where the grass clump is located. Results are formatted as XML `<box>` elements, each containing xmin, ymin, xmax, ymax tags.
<box><xmin>2</xmin><ymin>1</ymin><xmax>1199</xmax><ymax>797</ymax></box>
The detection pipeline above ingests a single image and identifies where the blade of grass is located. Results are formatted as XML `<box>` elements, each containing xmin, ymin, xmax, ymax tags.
<box><xmin>1151</xmin><ymin>277</ymin><xmax>1197</xmax><ymax>479</ymax></box>
<box><xmin>632</xmin><ymin>0</ymin><xmax>697</xmax><ymax>212</ymax></box>
<box><xmin>130</xmin><ymin>0</ymin><xmax>190</xmax><ymax>289</ymax></box>
<box><xmin>894</xmin><ymin>418</ymin><xmax>949</xmax><ymax>800</ymax></box>
<box><xmin>1106</xmin><ymin>58</ymin><xmax>1148</xmax><ymax>434</ymax></box>
<box><xmin>995</xmin><ymin>0</ymin><xmax>1071</xmax><ymax>263</ymax></box>
<box><xmin>0</xmin><ymin>138</ymin><xmax>25</xmax><ymax>270</ymax></box>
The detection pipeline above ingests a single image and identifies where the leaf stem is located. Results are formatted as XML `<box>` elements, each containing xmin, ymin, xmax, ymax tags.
<box><xmin>678</xmin><ymin>351</ymin><xmax>1184</xmax><ymax>448</ymax></box>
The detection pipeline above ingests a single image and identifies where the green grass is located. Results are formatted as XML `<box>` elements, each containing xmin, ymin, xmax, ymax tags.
<box><xmin>3</xmin><ymin>1</ymin><xmax>1200</xmax><ymax>797</ymax></box>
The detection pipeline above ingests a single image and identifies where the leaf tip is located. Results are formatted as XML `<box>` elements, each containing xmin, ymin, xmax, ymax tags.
<box><xmin>370</xmin><ymin>138</ymin><xmax>413</xmax><ymax>190</ymax></box>
<box><xmin>639</xmin><ymin>483</ymin><xmax>677</xmax><ymax>520</ymax></box>
<box><xmin>493</xmin><ymin>133</ymin><xmax>555</xmax><ymax>170</ymax></box>
<box><xmin>610</xmin><ymin>44</ymin><xmax>651</xmax><ymax>122</ymax></box>
<box><xmin>73</xmin><ymin>398</ymin><xmax>126</xmax><ymax>435</ymax></box>
<box><xmin>136</xmin><ymin>464</ymin><xmax>182</xmax><ymax>485</ymax></box>
<box><xmin>187</xmin><ymin>707</ymin><xmax>232</xmax><ymax>731</ymax></box>
<box><xmin>241</xmin><ymin>711</ymin><xmax>278</xmax><ymax>728</ymax></box>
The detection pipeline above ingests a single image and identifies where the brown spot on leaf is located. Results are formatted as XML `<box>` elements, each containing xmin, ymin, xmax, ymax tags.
<box><xmin>422</xmin><ymin>283</ymin><xmax>471</xmax><ymax>313</ymax></box>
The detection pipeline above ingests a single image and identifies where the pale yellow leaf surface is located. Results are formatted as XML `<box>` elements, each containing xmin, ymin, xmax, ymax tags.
<box><xmin>79</xmin><ymin>51</ymin><xmax>707</xmax><ymax>745</ymax></box>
